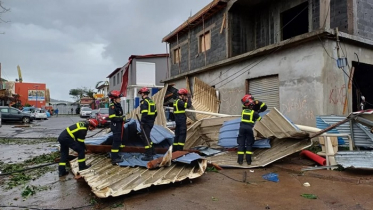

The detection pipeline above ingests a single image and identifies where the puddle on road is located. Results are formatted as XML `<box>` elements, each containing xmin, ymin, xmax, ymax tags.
<box><xmin>0</xmin><ymin>141</ymin><xmax>58</xmax><ymax>164</ymax></box>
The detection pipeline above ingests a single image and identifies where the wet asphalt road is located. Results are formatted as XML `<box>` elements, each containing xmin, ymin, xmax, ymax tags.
<box><xmin>0</xmin><ymin>115</ymin><xmax>102</xmax><ymax>139</ymax></box>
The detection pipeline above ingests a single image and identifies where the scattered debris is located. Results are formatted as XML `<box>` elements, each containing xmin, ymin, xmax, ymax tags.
<box><xmin>262</xmin><ymin>173</ymin><xmax>279</xmax><ymax>183</ymax></box>
<box><xmin>303</xmin><ymin>182</ymin><xmax>310</xmax><ymax>187</ymax></box>
<box><xmin>300</xmin><ymin>193</ymin><xmax>317</xmax><ymax>199</ymax></box>
<box><xmin>211</xmin><ymin>196</ymin><xmax>218</xmax><ymax>201</ymax></box>
<box><xmin>300</xmin><ymin>150</ymin><xmax>326</xmax><ymax>166</ymax></box>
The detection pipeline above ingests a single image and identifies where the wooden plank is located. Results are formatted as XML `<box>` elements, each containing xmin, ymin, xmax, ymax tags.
<box><xmin>220</xmin><ymin>13</ymin><xmax>226</xmax><ymax>34</ymax></box>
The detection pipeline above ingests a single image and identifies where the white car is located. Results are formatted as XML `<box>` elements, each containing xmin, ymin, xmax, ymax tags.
<box><xmin>80</xmin><ymin>107</ymin><xmax>92</xmax><ymax>118</ymax></box>
<box><xmin>33</xmin><ymin>109</ymin><xmax>48</xmax><ymax>120</ymax></box>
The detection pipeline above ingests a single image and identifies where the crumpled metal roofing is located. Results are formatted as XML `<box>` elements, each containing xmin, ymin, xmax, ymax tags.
<box><xmin>174</xmin><ymin>153</ymin><xmax>204</xmax><ymax>164</ymax></box>
<box><xmin>70</xmin><ymin>154</ymin><xmax>207</xmax><ymax>198</ymax></box>
<box><xmin>117</xmin><ymin>153</ymin><xmax>164</xmax><ymax>168</ymax></box>
<box><xmin>254</xmin><ymin>108</ymin><xmax>308</xmax><ymax>139</ymax></box>
<box><xmin>207</xmin><ymin>138</ymin><xmax>312</xmax><ymax>168</ymax></box>
<box><xmin>184</xmin><ymin>108</ymin><xmax>312</xmax><ymax>168</ymax></box>
<box><xmin>84</xmin><ymin>119</ymin><xmax>174</xmax><ymax>146</ymax></box>
<box><xmin>316</xmin><ymin>115</ymin><xmax>373</xmax><ymax>148</ymax></box>
<box><xmin>218</xmin><ymin>113</ymin><xmax>271</xmax><ymax>148</ymax></box>
<box><xmin>335</xmin><ymin>151</ymin><xmax>373</xmax><ymax>169</ymax></box>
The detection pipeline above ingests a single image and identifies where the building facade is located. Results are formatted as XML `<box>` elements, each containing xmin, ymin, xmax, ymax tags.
<box><xmin>162</xmin><ymin>0</ymin><xmax>373</xmax><ymax>126</ymax></box>
<box><xmin>107</xmin><ymin>54</ymin><xmax>169</xmax><ymax>114</ymax></box>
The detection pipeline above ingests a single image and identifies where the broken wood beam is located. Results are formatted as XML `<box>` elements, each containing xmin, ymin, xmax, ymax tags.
<box><xmin>147</xmin><ymin>151</ymin><xmax>189</xmax><ymax>169</ymax></box>
<box><xmin>165</xmin><ymin>107</ymin><xmax>240</xmax><ymax>117</ymax></box>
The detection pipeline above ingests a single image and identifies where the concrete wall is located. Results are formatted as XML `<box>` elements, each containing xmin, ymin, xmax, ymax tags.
<box><xmin>356</xmin><ymin>0</ymin><xmax>373</xmax><ymax>39</ymax></box>
<box><xmin>322</xmin><ymin>36</ymin><xmax>373</xmax><ymax>115</ymax></box>
<box><xmin>169</xmin><ymin>9</ymin><xmax>227</xmax><ymax>77</ymax></box>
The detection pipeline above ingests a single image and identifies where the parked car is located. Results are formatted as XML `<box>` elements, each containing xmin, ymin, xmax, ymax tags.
<box><xmin>0</xmin><ymin>106</ymin><xmax>33</xmax><ymax>123</ymax></box>
<box><xmin>90</xmin><ymin>109</ymin><xmax>99</xmax><ymax>119</ymax></box>
<box><xmin>22</xmin><ymin>110</ymin><xmax>36</xmax><ymax>120</ymax></box>
<box><xmin>96</xmin><ymin>108</ymin><xmax>110</xmax><ymax>127</ymax></box>
<box><xmin>33</xmin><ymin>109</ymin><xmax>48</xmax><ymax>120</ymax></box>
<box><xmin>80</xmin><ymin>107</ymin><xmax>92</xmax><ymax>118</ymax></box>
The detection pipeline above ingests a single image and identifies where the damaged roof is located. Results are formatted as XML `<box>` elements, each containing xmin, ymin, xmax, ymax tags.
<box><xmin>70</xmin><ymin>154</ymin><xmax>207</xmax><ymax>198</ymax></box>
<box><xmin>335</xmin><ymin>151</ymin><xmax>373</xmax><ymax>169</ymax></box>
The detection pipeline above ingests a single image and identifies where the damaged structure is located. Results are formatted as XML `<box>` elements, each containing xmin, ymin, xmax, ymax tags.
<box><xmin>161</xmin><ymin>0</ymin><xmax>373</xmax><ymax>126</ymax></box>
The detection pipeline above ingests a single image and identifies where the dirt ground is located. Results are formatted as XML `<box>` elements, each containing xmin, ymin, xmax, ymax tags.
<box><xmin>1</xmin><ymin>150</ymin><xmax>373</xmax><ymax>210</ymax></box>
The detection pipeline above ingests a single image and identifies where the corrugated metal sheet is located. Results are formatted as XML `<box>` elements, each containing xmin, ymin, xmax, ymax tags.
<box><xmin>174</xmin><ymin>153</ymin><xmax>204</xmax><ymax>164</ymax></box>
<box><xmin>70</xmin><ymin>154</ymin><xmax>207</xmax><ymax>198</ymax></box>
<box><xmin>117</xmin><ymin>153</ymin><xmax>164</xmax><ymax>168</ymax></box>
<box><xmin>208</xmin><ymin>138</ymin><xmax>312</xmax><ymax>168</ymax></box>
<box><xmin>317</xmin><ymin>115</ymin><xmax>373</xmax><ymax>148</ymax></box>
<box><xmin>248</xmin><ymin>75</ymin><xmax>279</xmax><ymax>110</ymax></box>
<box><xmin>335</xmin><ymin>151</ymin><xmax>373</xmax><ymax>169</ymax></box>
<box><xmin>218</xmin><ymin>112</ymin><xmax>271</xmax><ymax>148</ymax></box>
<box><xmin>84</xmin><ymin>120</ymin><xmax>174</xmax><ymax>147</ymax></box>
<box><xmin>254</xmin><ymin>107</ymin><xmax>308</xmax><ymax>139</ymax></box>
<box><xmin>184</xmin><ymin>108</ymin><xmax>312</xmax><ymax>168</ymax></box>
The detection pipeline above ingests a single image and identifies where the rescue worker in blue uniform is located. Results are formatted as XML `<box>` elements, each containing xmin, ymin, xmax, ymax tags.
<box><xmin>172</xmin><ymin>88</ymin><xmax>192</xmax><ymax>152</ymax></box>
<box><xmin>58</xmin><ymin>119</ymin><xmax>98</xmax><ymax>177</ymax></box>
<box><xmin>108</xmin><ymin>90</ymin><xmax>125</xmax><ymax>165</ymax></box>
<box><xmin>237</xmin><ymin>95</ymin><xmax>261</xmax><ymax>165</ymax></box>
<box><xmin>242</xmin><ymin>94</ymin><xmax>267</xmax><ymax>113</ymax></box>
<box><xmin>138</xmin><ymin>87</ymin><xmax>157</xmax><ymax>161</ymax></box>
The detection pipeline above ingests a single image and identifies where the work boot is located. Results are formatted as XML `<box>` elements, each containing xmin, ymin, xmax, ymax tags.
<box><xmin>111</xmin><ymin>158</ymin><xmax>123</xmax><ymax>165</ymax></box>
<box><xmin>78</xmin><ymin>162</ymin><xmax>91</xmax><ymax>171</ymax></box>
<box><xmin>172</xmin><ymin>145</ymin><xmax>179</xmax><ymax>153</ymax></box>
<box><xmin>246</xmin><ymin>155</ymin><xmax>252</xmax><ymax>165</ymax></box>
<box><xmin>237</xmin><ymin>155</ymin><xmax>244</xmax><ymax>165</ymax></box>
<box><xmin>58</xmin><ymin>166</ymin><xmax>69</xmax><ymax>177</ymax></box>
<box><xmin>141</xmin><ymin>149</ymin><xmax>153</xmax><ymax>161</ymax></box>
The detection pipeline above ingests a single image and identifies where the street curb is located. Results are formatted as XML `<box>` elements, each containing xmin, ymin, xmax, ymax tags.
<box><xmin>271</xmin><ymin>164</ymin><xmax>373</xmax><ymax>186</ymax></box>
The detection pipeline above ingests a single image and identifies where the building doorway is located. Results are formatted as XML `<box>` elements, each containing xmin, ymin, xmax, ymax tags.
<box><xmin>352</xmin><ymin>61</ymin><xmax>373</xmax><ymax>111</ymax></box>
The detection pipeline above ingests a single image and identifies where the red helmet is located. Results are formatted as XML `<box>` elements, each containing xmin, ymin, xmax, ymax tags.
<box><xmin>241</xmin><ymin>94</ymin><xmax>252</xmax><ymax>104</ymax></box>
<box><xmin>88</xmin><ymin>119</ymin><xmax>98</xmax><ymax>128</ymax></box>
<box><xmin>108</xmin><ymin>90</ymin><xmax>123</xmax><ymax>99</ymax></box>
<box><xmin>138</xmin><ymin>87</ymin><xmax>150</xmax><ymax>94</ymax></box>
<box><xmin>244</xmin><ymin>99</ymin><xmax>255</xmax><ymax>107</ymax></box>
<box><xmin>247</xmin><ymin>94</ymin><xmax>254</xmax><ymax>100</ymax></box>
<box><xmin>178</xmin><ymin>88</ymin><xmax>188</xmax><ymax>95</ymax></box>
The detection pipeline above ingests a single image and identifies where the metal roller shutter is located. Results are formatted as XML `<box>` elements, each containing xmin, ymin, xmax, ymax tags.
<box><xmin>248</xmin><ymin>75</ymin><xmax>279</xmax><ymax>110</ymax></box>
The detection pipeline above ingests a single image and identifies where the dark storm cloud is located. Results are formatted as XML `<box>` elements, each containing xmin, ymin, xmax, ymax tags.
<box><xmin>0</xmin><ymin>0</ymin><xmax>211</xmax><ymax>101</ymax></box>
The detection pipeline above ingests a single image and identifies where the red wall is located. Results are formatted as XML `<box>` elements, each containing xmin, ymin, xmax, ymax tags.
<box><xmin>15</xmin><ymin>82</ymin><xmax>46</xmax><ymax>108</ymax></box>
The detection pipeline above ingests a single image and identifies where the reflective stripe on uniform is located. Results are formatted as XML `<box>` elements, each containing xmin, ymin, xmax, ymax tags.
<box><xmin>173</xmin><ymin>143</ymin><xmax>179</xmax><ymax>146</ymax></box>
<box><xmin>257</xmin><ymin>116</ymin><xmax>262</xmax><ymax>121</ymax></box>
<box><xmin>241</xmin><ymin>109</ymin><xmax>254</xmax><ymax>123</ymax></box>
<box><xmin>77</xmin><ymin>138</ymin><xmax>84</xmax><ymax>143</ymax></box>
<box><xmin>111</xmin><ymin>149</ymin><xmax>119</xmax><ymax>153</ymax></box>
<box><xmin>120</xmin><ymin>145</ymin><xmax>125</xmax><ymax>148</ymax></box>
<box><xmin>178</xmin><ymin>142</ymin><xmax>185</xmax><ymax>146</ymax></box>
<box><xmin>59</xmin><ymin>162</ymin><xmax>66</xmax><ymax>166</ymax></box>
<box><xmin>66</xmin><ymin>122</ymin><xmax>87</xmax><ymax>140</ymax></box>
<box><xmin>109</xmin><ymin>114</ymin><xmax>116</xmax><ymax>119</ymax></box>
<box><xmin>145</xmin><ymin>145</ymin><xmax>151</xmax><ymax>149</ymax></box>
<box><xmin>237</xmin><ymin>151</ymin><xmax>245</xmax><ymax>155</ymax></box>
<box><xmin>173</xmin><ymin>99</ymin><xmax>186</xmax><ymax>114</ymax></box>
<box><xmin>246</xmin><ymin>151</ymin><xmax>253</xmax><ymax>154</ymax></box>
<box><xmin>143</xmin><ymin>99</ymin><xmax>156</xmax><ymax>115</ymax></box>
<box><xmin>78</xmin><ymin>158</ymin><xmax>85</xmax><ymax>162</ymax></box>
<box><xmin>260</xmin><ymin>102</ymin><xmax>266</xmax><ymax>109</ymax></box>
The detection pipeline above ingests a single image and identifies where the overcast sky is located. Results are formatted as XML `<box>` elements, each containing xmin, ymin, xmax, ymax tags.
<box><xmin>0</xmin><ymin>0</ymin><xmax>211</xmax><ymax>101</ymax></box>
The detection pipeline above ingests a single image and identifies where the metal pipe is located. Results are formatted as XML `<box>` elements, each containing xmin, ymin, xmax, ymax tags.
<box><xmin>164</xmin><ymin>106</ymin><xmax>240</xmax><ymax>117</ymax></box>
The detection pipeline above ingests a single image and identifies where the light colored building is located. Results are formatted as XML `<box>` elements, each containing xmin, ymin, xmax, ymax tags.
<box><xmin>161</xmin><ymin>0</ymin><xmax>373</xmax><ymax>126</ymax></box>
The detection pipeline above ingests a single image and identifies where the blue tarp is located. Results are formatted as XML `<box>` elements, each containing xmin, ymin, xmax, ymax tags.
<box><xmin>218</xmin><ymin>113</ymin><xmax>271</xmax><ymax>148</ymax></box>
<box><xmin>84</xmin><ymin>119</ymin><xmax>174</xmax><ymax>148</ymax></box>
<box><xmin>117</xmin><ymin>152</ymin><xmax>164</xmax><ymax>167</ymax></box>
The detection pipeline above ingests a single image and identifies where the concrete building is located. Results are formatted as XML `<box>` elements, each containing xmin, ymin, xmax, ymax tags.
<box><xmin>162</xmin><ymin>0</ymin><xmax>373</xmax><ymax>126</ymax></box>
<box><xmin>107</xmin><ymin>54</ymin><xmax>169</xmax><ymax>114</ymax></box>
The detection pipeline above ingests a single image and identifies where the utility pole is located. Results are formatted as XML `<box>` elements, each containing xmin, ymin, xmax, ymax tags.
<box><xmin>34</xmin><ymin>85</ymin><xmax>39</xmax><ymax>108</ymax></box>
